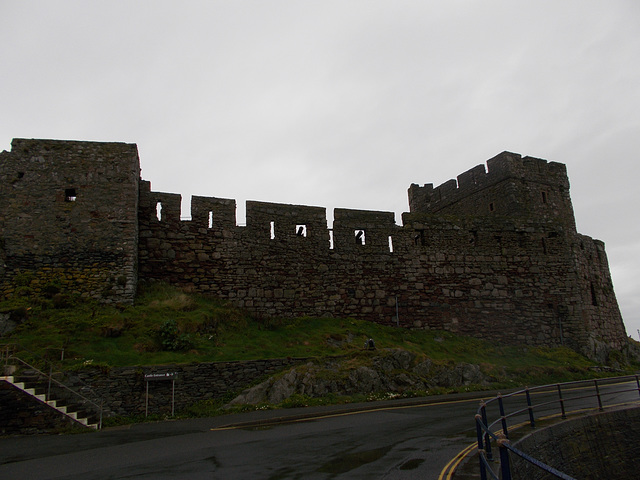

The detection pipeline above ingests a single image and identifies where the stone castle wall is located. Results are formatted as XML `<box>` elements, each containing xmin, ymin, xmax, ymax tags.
<box><xmin>0</xmin><ymin>139</ymin><xmax>627</xmax><ymax>359</ymax></box>
<box><xmin>0</xmin><ymin>139</ymin><xmax>139</xmax><ymax>303</ymax></box>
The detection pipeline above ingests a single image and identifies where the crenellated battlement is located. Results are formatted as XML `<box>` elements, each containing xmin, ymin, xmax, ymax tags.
<box><xmin>0</xmin><ymin>139</ymin><xmax>626</xmax><ymax>360</ymax></box>
<box><xmin>139</xmin><ymin>181</ymin><xmax>399</xmax><ymax>253</ymax></box>
<box><xmin>408</xmin><ymin>151</ymin><xmax>574</xmax><ymax>228</ymax></box>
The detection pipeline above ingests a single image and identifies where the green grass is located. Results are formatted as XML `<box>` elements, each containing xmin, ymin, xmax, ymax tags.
<box><xmin>0</xmin><ymin>282</ymin><xmax>631</xmax><ymax>387</ymax></box>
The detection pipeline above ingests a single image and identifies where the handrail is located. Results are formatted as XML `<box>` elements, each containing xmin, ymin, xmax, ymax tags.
<box><xmin>1</xmin><ymin>342</ymin><xmax>104</xmax><ymax>429</ymax></box>
<box><xmin>475</xmin><ymin>374</ymin><xmax>640</xmax><ymax>480</ymax></box>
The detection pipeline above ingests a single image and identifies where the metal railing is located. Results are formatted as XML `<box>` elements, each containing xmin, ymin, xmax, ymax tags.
<box><xmin>475</xmin><ymin>375</ymin><xmax>640</xmax><ymax>480</ymax></box>
<box><xmin>1</xmin><ymin>342</ymin><xmax>104</xmax><ymax>429</ymax></box>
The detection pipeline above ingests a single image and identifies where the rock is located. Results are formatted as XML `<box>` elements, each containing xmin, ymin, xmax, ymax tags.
<box><xmin>225</xmin><ymin>349</ymin><xmax>490</xmax><ymax>406</ymax></box>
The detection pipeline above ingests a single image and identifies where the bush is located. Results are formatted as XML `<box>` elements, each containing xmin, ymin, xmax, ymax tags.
<box><xmin>158</xmin><ymin>319</ymin><xmax>194</xmax><ymax>351</ymax></box>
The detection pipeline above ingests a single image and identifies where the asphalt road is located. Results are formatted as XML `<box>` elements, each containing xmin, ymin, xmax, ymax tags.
<box><xmin>0</xmin><ymin>394</ymin><xmax>484</xmax><ymax>480</ymax></box>
<box><xmin>1</xmin><ymin>381</ymin><xmax>638</xmax><ymax>480</ymax></box>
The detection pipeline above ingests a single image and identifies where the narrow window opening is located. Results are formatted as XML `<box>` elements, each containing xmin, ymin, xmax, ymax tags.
<box><xmin>590</xmin><ymin>283</ymin><xmax>599</xmax><ymax>306</ymax></box>
<box><xmin>329</xmin><ymin>230</ymin><xmax>334</xmax><ymax>249</ymax></box>
<box><xmin>541</xmin><ymin>238</ymin><xmax>547</xmax><ymax>254</ymax></box>
<box><xmin>207</xmin><ymin>211</ymin><xmax>213</xmax><ymax>229</ymax></box>
<box><xmin>388</xmin><ymin>236</ymin><xmax>394</xmax><ymax>253</ymax></box>
<box><xmin>156</xmin><ymin>201</ymin><xmax>162</xmax><ymax>221</ymax></box>
<box><xmin>517</xmin><ymin>232</ymin><xmax>526</xmax><ymax>248</ymax></box>
<box><xmin>414</xmin><ymin>229</ymin><xmax>426</xmax><ymax>246</ymax></box>
<box><xmin>355</xmin><ymin>230</ymin><xmax>365</xmax><ymax>245</ymax></box>
<box><xmin>541</xmin><ymin>191</ymin><xmax>547</xmax><ymax>204</ymax></box>
<box><xmin>296</xmin><ymin>225</ymin><xmax>307</xmax><ymax>237</ymax></box>
<box><xmin>270</xmin><ymin>221</ymin><xmax>275</xmax><ymax>240</ymax></box>
<box><xmin>489</xmin><ymin>202</ymin><xmax>495</xmax><ymax>212</ymax></box>
<box><xmin>65</xmin><ymin>188</ymin><xmax>77</xmax><ymax>202</ymax></box>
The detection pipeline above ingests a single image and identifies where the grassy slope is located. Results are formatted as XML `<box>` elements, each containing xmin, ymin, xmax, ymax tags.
<box><xmin>1</xmin><ymin>282</ymin><xmax>632</xmax><ymax>388</ymax></box>
<box><xmin>5</xmin><ymin>282</ymin><xmax>638</xmax><ymax>422</ymax></box>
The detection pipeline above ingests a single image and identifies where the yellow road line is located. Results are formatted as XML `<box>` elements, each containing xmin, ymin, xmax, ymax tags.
<box><xmin>438</xmin><ymin>442</ymin><xmax>476</xmax><ymax>480</ymax></box>
<box><xmin>210</xmin><ymin>396</ymin><xmax>482</xmax><ymax>431</ymax></box>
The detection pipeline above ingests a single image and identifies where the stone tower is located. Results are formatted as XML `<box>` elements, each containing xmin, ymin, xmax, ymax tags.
<box><xmin>0</xmin><ymin>139</ymin><xmax>140</xmax><ymax>303</ymax></box>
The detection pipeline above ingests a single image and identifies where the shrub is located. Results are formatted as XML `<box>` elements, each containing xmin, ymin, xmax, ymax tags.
<box><xmin>158</xmin><ymin>319</ymin><xmax>194</xmax><ymax>351</ymax></box>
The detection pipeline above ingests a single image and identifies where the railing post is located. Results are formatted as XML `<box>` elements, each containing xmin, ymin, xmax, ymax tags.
<box><xmin>594</xmin><ymin>379</ymin><xmax>603</xmax><ymax>411</ymax></box>
<box><xmin>557</xmin><ymin>384</ymin><xmax>566</xmax><ymax>419</ymax></box>
<box><xmin>525</xmin><ymin>387</ymin><xmax>536</xmax><ymax>428</ymax></box>
<box><xmin>480</xmin><ymin>402</ymin><xmax>493</xmax><ymax>461</ymax></box>
<box><xmin>497</xmin><ymin>434</ymin><xmax>512</xmax><ymax>480</ymax></box>
<box><xmin>635</xmin><ymin>375</ymin><xmax>640</xmax><ymax>398</ymax></box>
<box><xmin>497</xmin><ymin>393</ymin><xmax>509</xmax><ymax>438</ymax></box>
<box><xmin>48</xmin><ymin>364</ymin><xmax>53</xmax><ymax>399</ymax></box>
<box><xmin>475</xmin><ymin>414</ymin><xmax>488</xmax><ymax>480</ymax></box>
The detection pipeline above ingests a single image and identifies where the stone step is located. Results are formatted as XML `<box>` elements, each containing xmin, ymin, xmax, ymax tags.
<box><xmin>2</xmin><ymin>374</ymin><xmax>96</xmax><ymax>430</ymax></box>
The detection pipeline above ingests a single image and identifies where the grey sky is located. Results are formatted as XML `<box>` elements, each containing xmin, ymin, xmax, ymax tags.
<box><xmin>2</xmin><ymin>1</ymin><xmax>639</xmax><ymax>338</ymax></box>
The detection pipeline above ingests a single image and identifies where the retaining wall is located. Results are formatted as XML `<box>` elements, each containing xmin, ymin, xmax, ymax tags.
<box><xmin>512</xmin><ymin>407</ymin><xmax>640</xmax><ymax>480</ymax></box>
<box><xmin>64</xmin><ymin>357</ymin><xmax>307</xmax><ymax>417</ymax></box>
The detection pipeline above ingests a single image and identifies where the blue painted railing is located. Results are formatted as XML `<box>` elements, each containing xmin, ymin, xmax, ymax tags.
<box><xmin>475</xmin><ymin>374</ymin><xmax>640</xmax><ymax>480</ymax></box>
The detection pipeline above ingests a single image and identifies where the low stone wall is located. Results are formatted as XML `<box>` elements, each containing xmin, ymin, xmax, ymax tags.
<box><xmin>65</xmin><ymin>357</ymin><xmax>307</xmax><ymax>417</ymax></box>
<box><xmin>511</xmin><ymin>407</ymin><xmax>640</xmax><ymax>479</ymax></box>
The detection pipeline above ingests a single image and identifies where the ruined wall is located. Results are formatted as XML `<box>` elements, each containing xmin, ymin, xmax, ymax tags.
<box><xmin>0</xmin><ymin>139</ymin><xmax>140</xmax><ymax>303</ymax></box>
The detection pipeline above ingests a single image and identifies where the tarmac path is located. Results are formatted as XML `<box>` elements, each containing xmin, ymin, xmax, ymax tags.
<box><xmin>0</xmin><ymin>394</ymin><xmax>482</xmax><ymax>480</ymax></box>
<box><xmin>1</xmin><ymin>381</ymin><xmax>638</xmax><ymax>480</ymax></box>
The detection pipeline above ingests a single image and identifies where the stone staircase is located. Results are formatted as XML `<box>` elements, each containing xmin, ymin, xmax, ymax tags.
<box><xmin>1</xmin><ymin>344</ymin><xmax>103</xmax><ymax>431</ymax></box>
<box><xmin>1</xmin><ymin>373</ymin><xmax>99</xmax><ymax>429</ymax></box>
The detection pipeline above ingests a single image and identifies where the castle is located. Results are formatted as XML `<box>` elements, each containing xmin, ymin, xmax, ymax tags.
<box><xmin>0</xmin><ymin>139</ymin><xmax>627</xmax><ymax>360</ymax></box>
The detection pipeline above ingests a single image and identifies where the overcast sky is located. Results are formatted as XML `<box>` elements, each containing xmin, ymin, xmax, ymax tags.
<box><xmin>2</xmin><ymin>1</ymin><xmax>639</xmax><ymax>338</ymax></box>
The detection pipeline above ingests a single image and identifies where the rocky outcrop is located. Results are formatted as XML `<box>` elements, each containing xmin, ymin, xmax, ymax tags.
<box><xmin>227</xmin><ymin>349</ymin><xmax>490</xmax><ymax>406</ymax></box>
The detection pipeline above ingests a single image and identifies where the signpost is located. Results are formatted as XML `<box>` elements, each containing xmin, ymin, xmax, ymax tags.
<box><xmin>144</xmin><ymin>372</ymin><xmax>177</xmax><ymax>417</ymax></box>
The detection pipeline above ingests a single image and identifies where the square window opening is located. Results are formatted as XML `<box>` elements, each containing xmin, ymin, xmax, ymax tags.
<box><xmin>296</xmin><ymin>225</ymin><xmax>307</xmax><ymax>237</ymax></box>
<box><xmin>65</xmin><ymin>188</ymin><xmax>77</xmax><ymax>202</ymax></box>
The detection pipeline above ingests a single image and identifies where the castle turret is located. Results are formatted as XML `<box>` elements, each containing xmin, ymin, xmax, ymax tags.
<box><xmin>408</xmin><ymin>151</ymin><xmax>576</xmax><ymax>230</ymax></box>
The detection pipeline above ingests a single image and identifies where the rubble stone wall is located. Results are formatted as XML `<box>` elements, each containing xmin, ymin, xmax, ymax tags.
<box><xmin>0</xmin><ymin>139</ymin><xmax>139</xmax><ymax>303</ymax></box>
<box><xmin>0</xmin><ymin>140</ymin><xmax>627</xmax><ymax>359</ymax></box>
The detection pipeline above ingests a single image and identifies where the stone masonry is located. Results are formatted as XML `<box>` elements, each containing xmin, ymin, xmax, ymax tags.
<box><xmin>0</xmin><ymin>139</ymin><xmax>139</xmax><ymax>303</ymax></box>
<box><xmin>0</xmin><ymin>139</ymin><xmax>627</xmax><ymax>359</ymax></box>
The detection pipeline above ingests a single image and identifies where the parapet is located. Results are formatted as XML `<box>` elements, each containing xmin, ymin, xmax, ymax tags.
<box><xmin>4</xmin><ymin>138</ymin><xmax>139</xmax><ymax>162</ymax></box>
<box><xmin>408</xmin><ymin>151</ymin><xmax>573</xmax><ymax>226</ymax></box>
<box><xmin>139</xmin><ymin>182</ymin><xmax>401</xmax><ymax>252</ymax></box>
